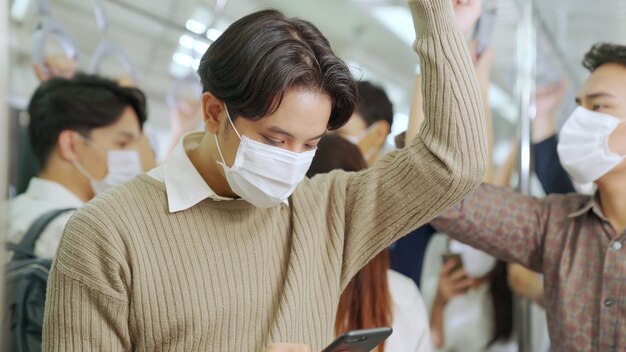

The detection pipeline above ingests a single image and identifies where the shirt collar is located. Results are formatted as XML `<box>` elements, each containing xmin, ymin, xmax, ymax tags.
<box><xmin>160</xmin><ymin>132</ymin><xmax>288</xmax><ymax>213</ymax></box>
<box><xmin>162</xmin><ymin>132</ymin><xmax>234</xmax><ymax>213</ymax></box>
<box><xmin>568</xmin><ymin>193</ymin><xmax>608</xmax><ymax>221</ymax></box>
<box><xmin>25</xmin><ymin>178</ymin><xmax>85</xmax><ymax>207</ymax></box>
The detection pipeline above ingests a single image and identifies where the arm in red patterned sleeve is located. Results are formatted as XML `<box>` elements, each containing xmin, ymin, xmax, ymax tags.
<box><xmin>430</xmin><ymin>183</ymin><xmax>548</xmax><ymax>272</ymax></box>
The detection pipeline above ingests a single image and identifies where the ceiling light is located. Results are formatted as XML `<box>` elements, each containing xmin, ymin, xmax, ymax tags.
<box><xmin>186</xmin><ymin>19</ymin><xmax>206</xmax><ymax>34</ymax></box>
<box><xmin>179</xmin><ymin>35</ymin><xmax>195</xmax><ymax>49</ymax></box>
<box><xmin>11</xmin><ymin>0</ymin><xmax>31</xmax><ymax>22</ymax></box>
<box><xmin>194</xmin><ymin>41</ymin><xmax>210</xmax><ymax>55</ymax></box>
<box><xmin>206</xmin><ymin>28</ymin><xmax>223</xmax><ymax>42</ymax></box>
<box><xmin>173</xmin><ymin>52</ymin><xmax>194</xmax><ymax>67</ymax></box>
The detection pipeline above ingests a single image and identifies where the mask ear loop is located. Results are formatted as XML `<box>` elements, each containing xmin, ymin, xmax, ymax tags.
<box><xmin>214</xmin><ymin>134</ymin><xmax>228</xmax><ymax>167</ymax></box>
<box><xmin>72</xmin><ymin>133</ymin><xmax>103</xmax><ymax>181</ymax></box>
<box><xmin>72</xmin><ymin>160</ymin><xmax>97</xmax><ymax>181</ymax></box>
<box><xmin>76</xmin><ymin>133</ymin><xmax>106</xmax><ymax>153</ymax></box>
<box><xmin>224</xmin><ymin>105</ymin><xmax>242</xmax><ymax>140</ymax></box>
<box><xmin>215</xmin><ymin>104</ymin><xmax>242</xmax><ymax>167</ymax></box>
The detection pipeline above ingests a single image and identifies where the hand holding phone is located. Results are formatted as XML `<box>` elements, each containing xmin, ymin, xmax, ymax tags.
<box><xmin>322</xmin><ymin>327</ymin><xmax>392</xmax><ymax>352</ymax></box>
<box><xmin>441</xmin><ymin>253</ymin><xmax>464</xmax><ymax>274</ymax></box>
<box><xmin>436</xmin><ymin>254</ymin><xmax>473</xmax><ymax>305</ymax></box>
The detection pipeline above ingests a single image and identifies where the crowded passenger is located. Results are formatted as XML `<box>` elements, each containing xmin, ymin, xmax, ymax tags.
<box><xmin>2</xmin><ymin>0</ymin><xmax>621</xmax><ymax>350</ymax></box>
<box><xmin>41</xmin><ymin>0</ymin><xmax>488</xmax><ymax>350</ymax></box>
<box><xmin>308</xmin><ymin>134</ymin><xmax>431</xmax><ymax>352</ymax></box>
<box><xmin>430</xmin><ymin>43</ymin><xmax>626</xmax><ymax>350</ymax></box>
<box><xmin>7</xmin><ymin>73</ymin><xmax>147</xmax><ymax>259</ymax></box>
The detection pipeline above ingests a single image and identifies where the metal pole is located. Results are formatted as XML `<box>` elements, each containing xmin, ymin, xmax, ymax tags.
<box><xmin>515</xmin><ymin>0</ymin><xmax>536</xmax><ymax>350</ymax></box>
<box><xmin>0</xmin><ymin>0</ymin><xmax>9</xmax><ymax>345</ymax></box>
<box><xmin>512</xmin><ymin>0</ymin><xmax>582</xmax><ymax>88</ymax></box>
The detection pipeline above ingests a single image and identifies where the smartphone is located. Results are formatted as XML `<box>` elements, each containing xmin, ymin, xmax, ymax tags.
<box><xmin>473</xmin><ymin>0</ymin><xmax>497</xmax><ymax>57</ymax></box>
<box><xmin>442</xmin><ymin>253</ymin><xmax>464</xmax><ymax>274</ymax></box>
<box><xmin>322</xmin><ymin>327</ymin><xmax>393</xmax><ymax>352</ymax></box>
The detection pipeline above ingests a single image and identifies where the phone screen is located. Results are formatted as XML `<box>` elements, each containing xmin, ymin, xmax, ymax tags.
<box><xmin>442</xmin><ymin>253</ymin><xmax>464</xmax><ymax>274</ymax></box>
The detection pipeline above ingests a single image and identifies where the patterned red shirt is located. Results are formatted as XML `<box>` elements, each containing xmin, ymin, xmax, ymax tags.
<box><xmin>431</xmin><ymin>183</ymin><xmax>626</xmax><ymax>351</ymax></box>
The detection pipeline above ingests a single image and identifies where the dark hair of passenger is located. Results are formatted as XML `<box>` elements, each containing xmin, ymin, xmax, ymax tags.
<box><xmin>582</xmin><ymin>43</ymin><xmax>626</xmax><ymax>72</ymax></box>
<box><xmin>27</xmin><ymin>73</ymin><xmax>147</xmax><ymax>168</ymax></box>
<box><xmin>306</xmin><ymin>134</ymin><xmax>392</xmax><ymax>351</ymax></box>
<box><xmin>355</xmin><ymin>81</ymin><xmax>393</xmax><ymax>129</ymax></box>
<box><xmin>306</xmin><ymin>134</ymin><xmax>368</xmax><ymax>177</ymax></box>
<box><xmin>197</xmin><ymin>9</ymin><xmax>357</xmax><ymax>130</ymax></box>
<box><xmin>487</xmin><ymin>261</ymin><xmax>514</xmax><ymax>347</ymax></box>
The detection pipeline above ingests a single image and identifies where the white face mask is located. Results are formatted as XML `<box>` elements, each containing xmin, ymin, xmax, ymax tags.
<box><xmin>74</xmin><ymin>137</ymin><xmax>142</xmax><ymax>195</ymax></box>
<box><xmin>557</xmin><ymin>107</ymin><xmax>626</xmax><ymax>184</ymax></box>
<box><xmin>214</xmin><ymin>107</ymin><xmax>317</xmax><ymax>208</ymax></box>
<box><xmin>345</xmin><ymin>123</ymin><xmax>381</xmax><ymax>162</ymax></box>
<box><xmin>449</xmin><ymin>240</ymin><xmax>497</xmax><ymax>278</ymax></box>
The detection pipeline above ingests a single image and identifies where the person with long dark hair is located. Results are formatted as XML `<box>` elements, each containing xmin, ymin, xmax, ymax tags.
<box><xmin>427</xmin><ymin>241</ymin><xmax>516</xmax><ymax>351</ymax></box>
<box><xmin>307</xmin><ymin>134</ymin><xmax>431</xmax><ymax>352</ymax></box>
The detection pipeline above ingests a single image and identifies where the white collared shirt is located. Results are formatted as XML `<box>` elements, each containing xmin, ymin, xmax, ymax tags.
<box><xmin>386</xmin><ymin>270</ymin><xmax>433</xmax><ymax>352</ymax></box>
<box><xmin>148</xmin><ymin>132</ymin><xmax>287</xmax><ymax>213</ymax></box>
<box><xmin>8</xmin><ymin>178</ymin><xmax>84</xmax><ymax>260</ymax></box>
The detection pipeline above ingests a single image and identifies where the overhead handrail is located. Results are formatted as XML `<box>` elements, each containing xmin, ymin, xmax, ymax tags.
<box><xmin>31</xmin><ymin>0</ymin><xmax>80</xmax><ymax>76</ymax></box>
<box><xmin>88</xmin><ymin>0</ymin><xmax>139</xmax><ymax>83</ymax></box>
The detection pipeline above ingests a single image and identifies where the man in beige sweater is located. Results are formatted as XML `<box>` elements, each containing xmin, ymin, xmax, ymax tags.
<box><xmin>42</xmin><ymin>0</ymin><xmax>487</xmax><ymax>350</ymax></box>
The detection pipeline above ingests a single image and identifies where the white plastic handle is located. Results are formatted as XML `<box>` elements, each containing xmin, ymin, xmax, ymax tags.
<box><xmin>32</xmin><ymin>17</ymin><xmax>80</xmax><ymax>74</ymax></box>
<box><xmin>88</xmin><ymin>40</ymin><xmax>140</xmax><ymax>83</ymax></box>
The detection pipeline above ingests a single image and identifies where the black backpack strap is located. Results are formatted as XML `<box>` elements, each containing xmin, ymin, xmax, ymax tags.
<box><xmin>11</xmin><ymin>208</ymin><xmax>77</xmax><ymax>258</ymax></box>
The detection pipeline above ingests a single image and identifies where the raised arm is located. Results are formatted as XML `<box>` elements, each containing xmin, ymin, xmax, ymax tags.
<box><xmin>430</xmin><ymin>183</ymin><xmax>548</xmax><ymax>271</ymax></box>
<box><xmin>338</xmin><ymin>0</ymin><xmax>487</xmax><ymax>282</ymax></box>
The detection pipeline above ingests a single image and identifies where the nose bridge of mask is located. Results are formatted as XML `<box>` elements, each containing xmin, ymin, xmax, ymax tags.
<box><xmin>236</xmin><ymin>137</ymin><xmax>316</xmax><ymax>184</ymax></box>
<box><xmin>219</xmin><ymin>105</ymin><xmax>316</xmax><ymax>183</ymax></box>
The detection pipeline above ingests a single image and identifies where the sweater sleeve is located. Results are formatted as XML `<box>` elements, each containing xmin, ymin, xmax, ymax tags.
<box><xmin>42</xmin><ymin>203</ymin><xmax>132</xmax><ymax>352</ymax></box>
<box><xmin>339</xmin><ymin>0</ymin><xmax>487</xmax><ymax>283</ymax></box>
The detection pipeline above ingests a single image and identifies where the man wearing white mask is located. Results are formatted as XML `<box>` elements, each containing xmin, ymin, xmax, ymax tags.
<box><xmin>336</xmin><ymin>81</ymin><xmax>395</xmax><ymax>166</ymax></box>
<box><xmin>7</xmin><ymin>73</ymin><xmax>146</xmax><ymax>259</ymax></box>
<box><xmin>431</xmin><ymin>43</ymin><xmax>626</xmax><ymax>351</ymax></box>
<box><xmin>43</xmin><ymin>1</ymin><xmax>488</xmax><ymax>350</ymax></box>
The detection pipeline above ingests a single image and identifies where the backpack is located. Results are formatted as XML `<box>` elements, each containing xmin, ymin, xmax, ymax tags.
<box><xmin>2</xmin><ymin>208</ymin><xmax>75</xmax><ymax>352</ymax></box>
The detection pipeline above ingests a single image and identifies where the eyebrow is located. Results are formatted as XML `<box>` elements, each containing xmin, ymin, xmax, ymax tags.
<box><xmin>267</xmin><ymin>126</ymin><xmax>326</xmax><ymax>141</ymax></box>
<box><xmin>117</xmin><ymin>131</ymin><xmax>139</xmax><ymax>140</ymax></box>
<box><xmin>575</xmin><ymin>92</ymin><xmax>617</xmax><ymax>103</ymax></box>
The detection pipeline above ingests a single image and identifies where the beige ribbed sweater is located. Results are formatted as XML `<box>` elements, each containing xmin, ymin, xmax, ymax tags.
<box><xmin>42</xmin><ymin>0</ymin><xmax>486</xmax><ymax>350</ymax></box>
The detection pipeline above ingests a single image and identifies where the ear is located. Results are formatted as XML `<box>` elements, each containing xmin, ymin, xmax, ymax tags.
<box><xmin>57</xmin><ymin>130</ymin><xmax>81</xmax><ymax>162</ymax></box>
<box><xmin>202</xmin><ymin>92</ymin><xmax>225</xmax><ymax>134</ymax></box>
